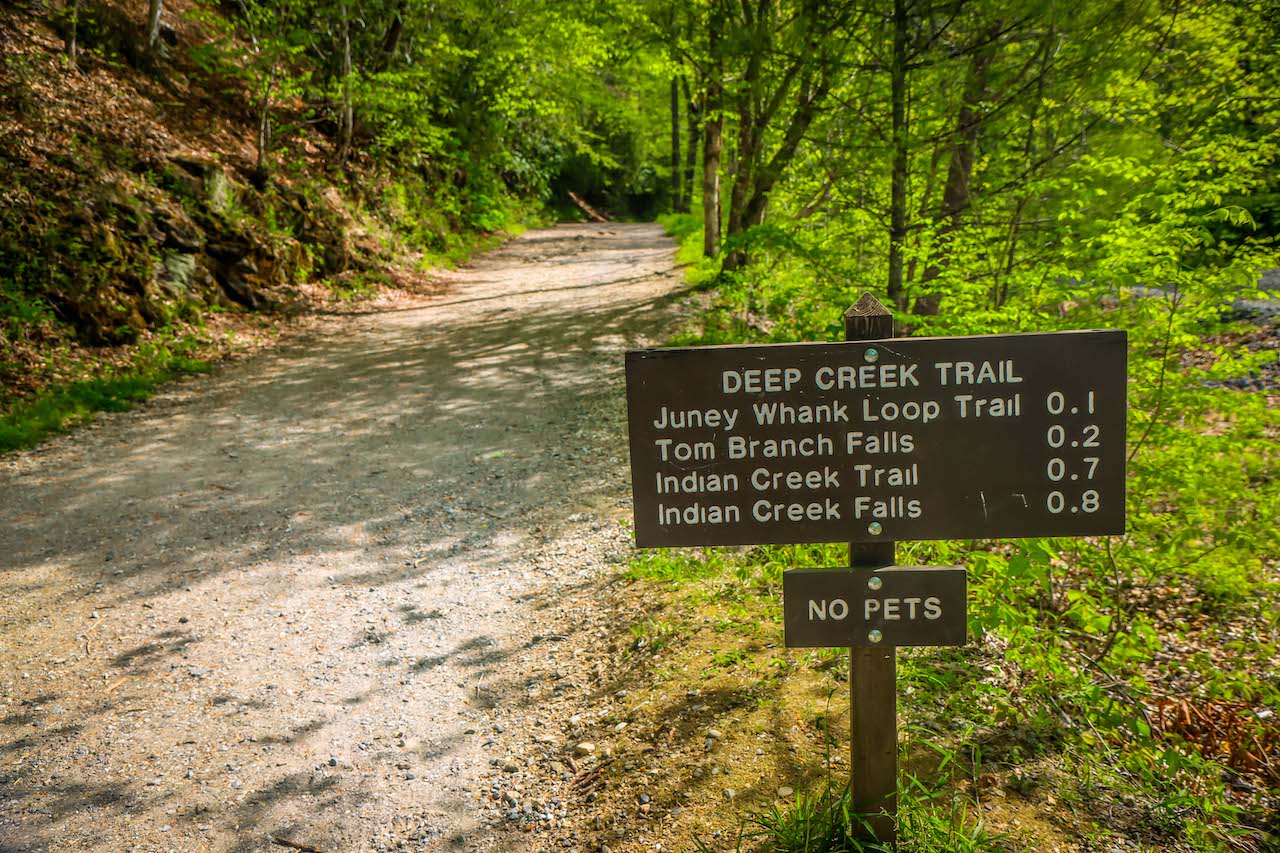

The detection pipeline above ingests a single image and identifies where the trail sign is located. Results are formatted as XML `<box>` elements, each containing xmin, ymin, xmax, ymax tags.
<box><xmin>625</xmin><ymin>330</ymin><xmax>1126</xmax><ymax>548</ymax></box>
<box><xmin>623</xmin><ymin>294</ymin><xmax>1130</xmax><ymax>846</ymax></box>
<box><xmin>783</xmin><ymin>566</ymin><xmax>967</xmax><ymax>648</ymax></box>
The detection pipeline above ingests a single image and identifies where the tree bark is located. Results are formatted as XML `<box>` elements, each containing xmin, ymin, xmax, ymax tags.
<box><xmin>738</xmin><ymin>71</ymin><xmax>829</xmax><ymax>231</ymax></box>
<box><xmin>914</xmin><ymin>31</ymin><xmax>996</xmax><ymax>315</ymax></box>
<box><xmin>702</xmin><ymin>111</ymin><xmax>723</xmax><ymax>258</ymax></box>
<box><xmin>998</xmin><ymin>30</ymin><xmax>1053</xmax><ymax>307</ymax></box>
<box><xmin>886</xmin><ymin>0</ymin><xmax>910</xmax><ymax>311</ymax></box>
<box><xmin>670</xmin><ymin>75</ymin><xmax>682</xmax><ymax>211</ymax></box>
<box><xmin>147</xmin><ymin>0</ymin><xmax>163</xmax><ymax>54</ymax></box>
<box><xmin>337</xmin><ymin>2</ymin><xmax>354</xmax><ymax>164</ymax></box>
<box><xmin>722</xmin><ymin>0</ymin><xmax>836</xmax><ymax>273</ymax></box>
<box><xmin>681</xmin><ymin>76</ymin><xmax>699</xmax><ymax>214</ymax></box>
<box><xmin>723</xmin><ymin>1</ymin><xmax>766</xmax><ymax>271</ymax></box>
<box><xmin>255</xmin><ymin>65</ymin><xmax>277</xmax><ymax>185</ymax></box>
<box><xmin>375</xmin><ymin>0</ymin><xmax>408</xmax><ymax>73</ymax></box>
<box><xmin>702</xmin><ymin>5</ymin><xmax>725</xmax><ymax>259</ymax></box>
<box><xmin>907</xmin><ymin>142</ymin><xmax>947</xmax><ymax>284</ymax></box>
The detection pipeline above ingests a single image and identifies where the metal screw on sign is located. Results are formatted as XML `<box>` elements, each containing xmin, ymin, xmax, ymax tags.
<box><xmin>868</xmin><ymin>630</ymin><xmax>883</xmax><ymax>644</ymax></box>
<box><xmin>868</xmin><ymin>576</ymin><xmax>882</xmax><ymax>591</ymax></box>
<box><xmin>868</xmin><ymin>522</ymin><xmax>883</xmax><ymax>535</ymax></box>
<box><xmin>864</xmin><ymin>348</ymin><xmax>879</xmax><ymax>363</ymax></box>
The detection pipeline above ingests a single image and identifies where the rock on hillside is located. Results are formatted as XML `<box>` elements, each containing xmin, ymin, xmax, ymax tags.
<box><xmin>0</xmin><ymin>1</ymin><xmax>369</xmax><ymax>348</ymax></box>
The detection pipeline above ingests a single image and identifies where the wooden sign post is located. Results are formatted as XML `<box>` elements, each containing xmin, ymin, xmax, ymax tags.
<box><xmin>623</xmin><ymin>292</ymin><xmax>1127</xmax><ymax>844</ymax></box>
<box><xmin>845</xmin><ymin>295</ymin><xmax>899</xmax><ymax>842</ymax></box>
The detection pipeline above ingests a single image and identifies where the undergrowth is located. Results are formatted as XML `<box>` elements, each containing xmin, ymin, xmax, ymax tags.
<box><xmin>635</xmin><ymin>219</ymin><xmax>1280</xmax><ymax>851</ymax></box>
<box><xmin>0</xmin><ymin>331</ymin><xmax>210</xmax><ymax>453</ymax></box>
<box><xmin>697</xmin><ymin>776</ymin><xmax>1006</xmax><ymax>853</ymax></box>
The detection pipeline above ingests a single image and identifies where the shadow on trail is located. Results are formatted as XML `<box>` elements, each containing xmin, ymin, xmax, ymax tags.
<box><xmin>1</xmin><ymin>225</ymin><xmax>682</xmax><ymax>610</ymax></box>
<box><xmin>0</xmin><ymin>222</ymin><xmax>684</xmax><ymax>851</ymax></box>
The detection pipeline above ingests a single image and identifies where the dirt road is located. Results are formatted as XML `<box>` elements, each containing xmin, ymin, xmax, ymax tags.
<box><xmin>0</xmin><ymin>224</ymin><xmax>685</xmax><ymax>852</ymax></box>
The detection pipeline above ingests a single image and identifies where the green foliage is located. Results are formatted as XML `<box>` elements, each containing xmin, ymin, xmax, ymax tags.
<box><xmin>703</xmin><ymin>781</ymin><xmax>870</xmax><ymax>853</ymax></box>
<box><xmin>189</xmin><ymin>0</ymin><xmax>314</xmax><ymax>175</ymax></box>
<box><xmin>646</xmin><ymin>29</ymin><xmax>1280</xmax><ymax>842</ymax></box>
<box><xmin>628</xmin><ymin>618</ymin><xmax>681</xmax><ymax>656</ymax></box>
<box><xmin>657</xmin><ymin>213</ymin><xmax>721</xmax><ymax>296</ymax></box>
<box><xmin>641</xmin><ymin>222</ymin><xmax>1279</xmax><ymax>846</ymax></box>
<box><xmin>635</xmin><ymin>315</ymin><xmax>1279</xmax><ymax>845</ymax></box>
<box><xmin>0</xmin><ymin>280</ymin><xmax>56</xmax><ymax>343</ymax></box>
<box><xmin>0</xmin><ymin>332</ymin><xmax>210</xmax><ymax>453</ymax></box>
<box><xmin>697</xmin><ymin>774</ymin><xmax>1005</xmax><ymax>852</ymax></box>
<box><xmin>328</xmin><ymin>270</ymin><xmax>390</xmax><ymax>302</ymax></box>
<box><xmin>659</xmin><ymin>212</ymin><xmax>702</xmax><ymax>244</ymax></box>
<box><xmin>377</xmin><ymin>174</ymin><xmax>527</xmax><ymax>257</ymax></box>
<box><xmin>625</xmin><ymin>546</ymin><xmax>740</xmax><ymax>585</ymax></box>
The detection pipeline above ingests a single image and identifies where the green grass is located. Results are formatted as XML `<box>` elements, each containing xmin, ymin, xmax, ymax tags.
<box><xmin>658</xmin><ymin>212</ymin><xmax>722</xmax><ymax>292</ymax></box>
<box><xmin>628</xmin><ymin>617</ymin><xmax>682</xmax><ymax>655</ymax></box>
<box><xmin>702</xmin><ymin>781</ymin><xmax>876</xmax><ymax>853</ymax></box>
<box><xmin>625</xmin><ymin>223</ymin><xmax>1280</xmax><ymax>850</ymax></box>
<box><xmin>0</xmin><ymin>342</ymin><xmax>209</xmax><ymax>453</ymax></box>
<box><xmin>695</xmin><ymin>775</ymin><xmax>1006</xmax><ymax>853</ymax></box>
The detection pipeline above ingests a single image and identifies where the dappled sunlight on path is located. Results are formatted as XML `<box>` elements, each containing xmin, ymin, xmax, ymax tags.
<box><xmin>0</xmin><ymin>223</ymin><xmax>684</xmax><ymax>852</ymax></box>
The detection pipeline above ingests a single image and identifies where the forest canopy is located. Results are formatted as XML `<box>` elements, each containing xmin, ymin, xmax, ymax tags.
<box><xmin>224</xmin><ymin>0</ymin><xmax>1280</xmax><ymax>331</ymax></box>
<box><xmin>7</xmin><ymin>0</ymin><xmax>1278</xmax><ymax>334</ymax></box>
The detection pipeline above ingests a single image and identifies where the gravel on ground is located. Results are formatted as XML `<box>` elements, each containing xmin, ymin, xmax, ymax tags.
<box><xmin>0</xmin><ymin>223</ymin><xmax>687</xmax><ymax>853</ymax></box>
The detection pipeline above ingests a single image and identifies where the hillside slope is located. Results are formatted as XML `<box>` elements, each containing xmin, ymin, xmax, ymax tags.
<box><xmin>0</xmin><ymin>0</ymin><xmax>489</xmax><ymax>436</ymax></box>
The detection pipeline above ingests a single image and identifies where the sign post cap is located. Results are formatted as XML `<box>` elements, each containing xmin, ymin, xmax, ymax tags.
<box><xmin>844</xmin><ymin>293</ymin><xmax>892</xmax><ymax>321</ymax></box>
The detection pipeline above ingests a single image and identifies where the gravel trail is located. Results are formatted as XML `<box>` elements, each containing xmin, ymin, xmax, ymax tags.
<box><xmin>0</xmin><ymin>223</ymin><xmax>684</xmax><ymax>852</ymax></box>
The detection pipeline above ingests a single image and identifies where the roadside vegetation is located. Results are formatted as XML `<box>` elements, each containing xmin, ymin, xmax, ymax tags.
<box><xmin>610</xmin><ymin>261</ymin><xmax>1279</xmax><ymax>851</ymax></box>
<box><xmin>0</xmin><ymin>327</ymin><xmax>212</xmax><ymax>451</ymax></box>
<box><xmin>0</xmin><ymin>0</ymin><xmax>660</xmax><ymax>450</ymax></box>
<box><xmin>2</xmin><ymin>1</ymin><xmax>1277</xmax><ymax>848</ymax></box>
<box><xmin>608</xmin><ymin>0</ymin><xmax>1280</xmax><ymax>850</ymax></box>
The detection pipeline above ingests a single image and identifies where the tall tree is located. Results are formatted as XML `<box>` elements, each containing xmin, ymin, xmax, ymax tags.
<box><xmin>147</xmin><ymin>0</ymin><xmax>164</xmax><ymax>54</ymax></box>
<box><xmin>913</xmin><ymin>22</ymin><xmax>999</xmax><ymax>314</ymax></box>
<box><xmin>719</xmin><ymin>0</ymin><xmax>856</xmax><ymax>271</ymax></box>
<box><xmin>336</xmin><ymin>1</ymin><xmax>354</xmax><ymax>164</ymax></box>
<box><xmin>681</xmin><ymin>77</ymin><xmax>699</xmax><ymax>214</ymax></box>
<box><xmin>702</xmin><ymin>0</ymin><xmax>726</xmax><ymax>258</ymax></box>
<box><xmin>670</xmin><ymin>75</ymin><xmax>682</xmax><ymax>209</ymax></box>
<box><xmin>886</xmin><ymin>0</ymin><xmax>911</xmax><ymax>309</ymax></box>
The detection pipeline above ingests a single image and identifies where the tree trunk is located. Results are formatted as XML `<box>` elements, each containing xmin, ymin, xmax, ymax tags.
<box><xmin>998</xmin><ymin>31</ymin><xmax>1053</xmax><ymax>307</ymax></box>
<box><xmin>998</xmin><ymin>196</ymin><xmax>1028</xmax><ymax>306</ymax></box>
<box><xmin>907</xmin><ymin>141</ymin><xmax>946</xmax><ymax>283</ymax></box>
<box><xmin>337</xmin><ymin>3</ymin><xmax>354</xmax><ymax>164</ymax></box>
<box><xmin>702</xmin><ymin>6</ymin><xmax>725</xmax><ymax>259</ymax></box>
<box><xmin>375</xmin><ymin>0</ymin><xmax>408</xmax><ymax>73</ymax></box>
<box><xmin>738</xmin><ymin>70</ymin><xmax>830</xmax><ymax>232</ymax></box>
<box><xmin>722</xmin><ymin>1</ymin><xmax>766</xmax><ymax>273</ymax></box>
<box><xmin>722</xmin><ymin>116</ymin><xmax>757</xmax><ymax>271</ymax></box>
<box><xmin>886</xmin><ymin>0</ymin><xmax>910</xmax><ymax>311</ymax></box>
<box><xmin>681</xmin><ymin>77</ymin><xmax>699</xmax><ymax>214</ymax></box>
<box><xmin>702</xmin><ymin>109</ymin><xmax>723</xmax><ymax>259</ymax></box>
<box><xmin>724</xmin><ymin>105</ymin><xmax>759</xmax><ymax>270</ymax></box>
<box><xmin>914</xmin><ymin>28</ymin><xmax>998</xmax><ymax>315</ymax></box>
<box><xmin>64</xmin><ymin>0</ymin><xmax>80</xmax><ymax>66</ymax></box>
<box><xmin>723</xmin><ymin>0</ymin><xmax>844</xmax><ymax>273</ymax></box>
<box><xmin>255</xmin><ymin>65</ymin><xmax>277</xmax><ymax>185</ymax></box>
<box><xmin>670</xmin><ymin>76</ymin><xmax>682</xmax><ymax>211</ymax></box>
<box><xmin>147</xmin><ymin>0</ymin><xmax>163</xmax><ymax>54</ymax></box>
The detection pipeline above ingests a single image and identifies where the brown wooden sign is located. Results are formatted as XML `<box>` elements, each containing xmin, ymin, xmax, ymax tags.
<box><xmin>783</xmin><ymin>566</ymin><xmax>967</xmax><ymax>648</ymax></box>
<box><xmin>625</xmin><ymin>330</ymin><xmax>1126</xmax><ymax>548</ymax></box>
